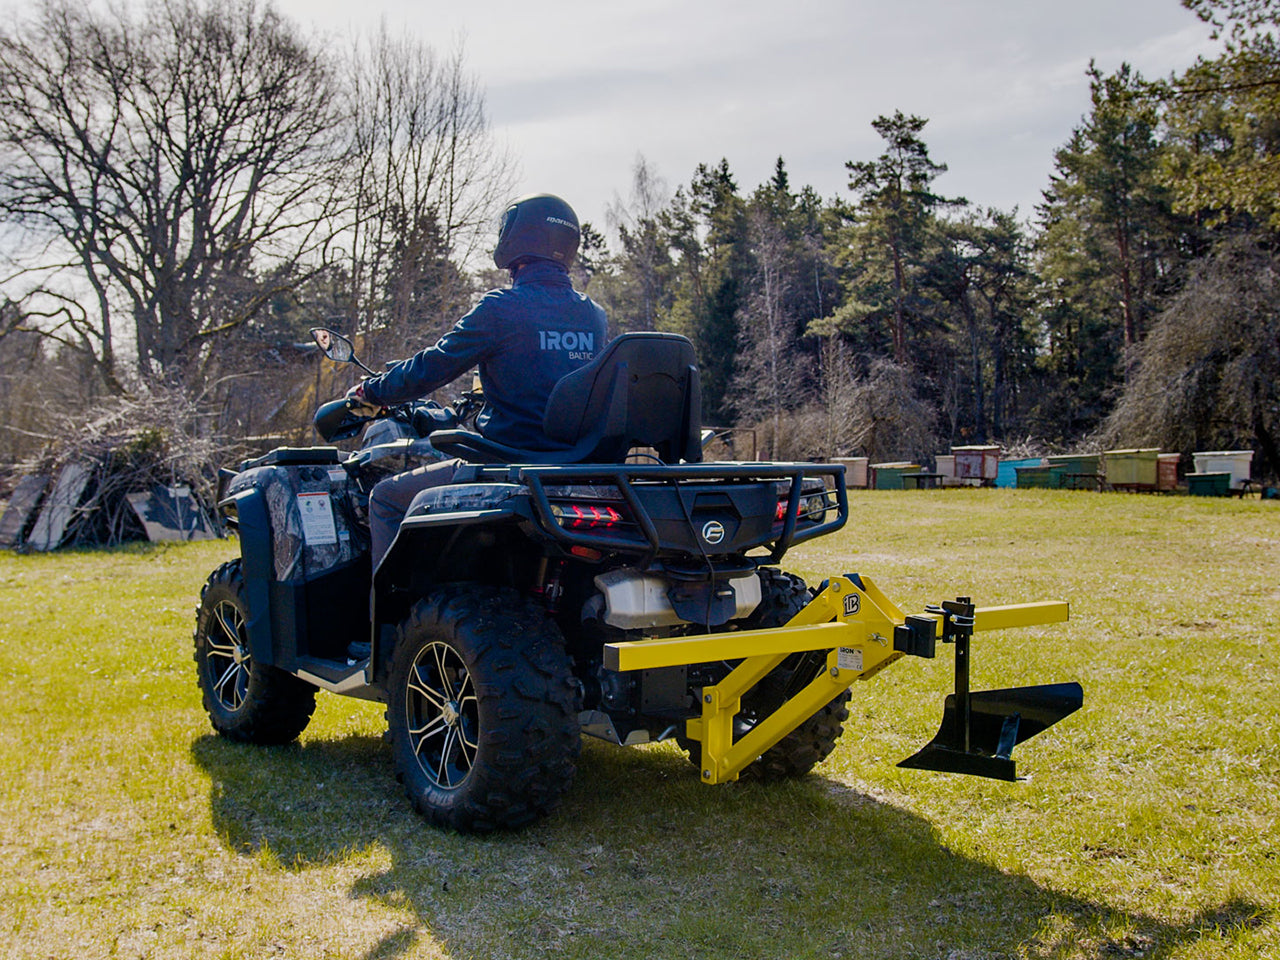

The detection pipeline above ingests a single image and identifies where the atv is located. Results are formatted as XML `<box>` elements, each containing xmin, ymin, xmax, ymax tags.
<box><xmin>194</xmin><ymin>329</ymin><xmax>1082</xmax><ymax>832</ymax></box>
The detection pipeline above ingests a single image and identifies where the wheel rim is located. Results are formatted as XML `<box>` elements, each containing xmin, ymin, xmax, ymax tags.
<box><xmin>405</xmin><ymin>641</ymin><xmax>479</xmax><ymax>790</ymax></box>
<box><xmin>204</xmin><ymin>599</ymin><xmax>251</xmax><ymax>711</ymax></box>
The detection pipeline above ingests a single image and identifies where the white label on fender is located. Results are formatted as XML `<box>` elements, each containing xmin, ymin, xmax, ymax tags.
<box><xmin>837</xmin><ymin>647</ymin><xmax>863</xmax><ymax>672</ymax></box>
<box><xmin>297</xmin><ymin>492</ymin><xmax>338</xmax><ymax>545</ymax></box>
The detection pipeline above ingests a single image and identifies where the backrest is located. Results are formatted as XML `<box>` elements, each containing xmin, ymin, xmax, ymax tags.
<box><xmin>542</xmin><ymin>332</ymin><xmax>702</xmax><ymax>464</ymax></box>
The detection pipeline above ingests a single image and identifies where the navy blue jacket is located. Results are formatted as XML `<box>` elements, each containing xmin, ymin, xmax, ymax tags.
<box><xmin>361</xmin><ymin>261</ymin><xmax>608</xmax><ymax>450</ymax></box>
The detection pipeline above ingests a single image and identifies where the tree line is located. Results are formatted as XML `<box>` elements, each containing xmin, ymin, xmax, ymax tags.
<box><xmin>586</xmin><ymin>0</ymin><xmax>1280</xmax><ymax>476</ymax></box>
<box><xmin>1</xmin><ymin>0</ymin><xmax>1277</xmax><ymax>481</ymax></box>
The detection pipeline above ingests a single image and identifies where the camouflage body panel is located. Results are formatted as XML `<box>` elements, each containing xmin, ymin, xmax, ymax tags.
<box><xmin>226</xmin><ymin>463</ymin><xmax>369</xmax><ymax>581</ymax></box>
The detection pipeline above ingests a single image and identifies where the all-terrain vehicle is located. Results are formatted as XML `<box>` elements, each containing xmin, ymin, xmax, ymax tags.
<box><xmin>194</xmin><ymin>329</ymin><xmax>1082</xmax><ymax>832</ymax></box>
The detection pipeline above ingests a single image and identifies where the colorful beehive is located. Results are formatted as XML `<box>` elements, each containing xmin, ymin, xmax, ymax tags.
<box><xmin>1191</xmin><ymin>451</ymin><xmax>1253</xmax><ymax>490</ymax></box>
<box><xmin>1104</xmin><ymin>449</ymin><xmax>1160</xmax><ymax>488</ymax></box>
<box><xmin>870</xmin><ymin>462</ymin><xmax>921</xmax><ymax>490</ymax></box>
<box><xmin>996</xmin><ymin>457</ymin><xmax>1044</xmax><ymax>488</ymax></box>
<box><xmin>1046</xmin><ymin>453</ymin><xmax>1101</xmax><ymax>476</ymax></box>
<box><xmin>1157</xmin><ymin>453</ymin><xmax>1180</xmax><ymax>492</ymax></box>
<box><xmin>1046</xmin><ymin>453</ymin><xmax>1103</xmax><ymax>490</ymax></box>
<box><xmin>1015</xmin><ymin>464</ymin><xmax>1068</xmax><ymax>489</ymax></box>
<box><xmin>1187</xmin><ymin>472</ymin><xmax>1231</xmax><ymax>497</ymax></box>
<box><xmin>951</xmin><ymin>445</ymin><xmax>1000</xmax><ymax>483</ymax></box>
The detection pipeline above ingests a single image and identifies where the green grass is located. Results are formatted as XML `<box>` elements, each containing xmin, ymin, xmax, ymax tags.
<box><xmin>2</xmin><ymin>490</ymin><xmax>1277</xmax><ymax>959</ymax></box>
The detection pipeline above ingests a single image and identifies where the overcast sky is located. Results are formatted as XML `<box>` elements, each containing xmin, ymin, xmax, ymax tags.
<box><xmin>272</xmin><ymin>1</ymin><xmax>1218</xmax><ymax>233</ymax></box>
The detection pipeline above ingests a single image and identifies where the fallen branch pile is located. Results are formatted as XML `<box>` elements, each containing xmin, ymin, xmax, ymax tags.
<box><xmin>3</xmin><ymin>389</ymin><xmax>244</xmax><ymax>549</ymax></box>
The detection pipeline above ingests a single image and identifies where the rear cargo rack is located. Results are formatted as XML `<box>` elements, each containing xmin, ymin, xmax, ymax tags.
<box><xmin>501</xmin><ymin>462</ymin><xmax>849</xmax><ymax>566</ymax></box>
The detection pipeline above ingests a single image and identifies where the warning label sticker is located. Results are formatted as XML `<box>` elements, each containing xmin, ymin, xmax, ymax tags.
<box><xmin>837</xmin><ymin>647</ymin><xmax>863</xmax><ymax>672</ymax></box>
<box><xmin>297</xmin><ymin>492</ymin><xmax>338</xmax><ymax>546</ymax></box>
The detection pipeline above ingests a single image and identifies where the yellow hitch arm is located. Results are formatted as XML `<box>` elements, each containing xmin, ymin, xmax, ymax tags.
<box><xmin>602</xmin><ymin>576</ymin><xmax>1069</xmax><ymax>785</ymax></box>
<box><xmin>969</xmin><ymin>601</ymin><xmax>1069</xmax><ymax>632</ymax></box>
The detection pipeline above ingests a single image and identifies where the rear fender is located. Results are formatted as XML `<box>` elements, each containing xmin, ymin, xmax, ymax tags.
<box><xmin>370</xmin><ymin>503</ymin><xmax>526</xmax><ymax>682</ymax></box>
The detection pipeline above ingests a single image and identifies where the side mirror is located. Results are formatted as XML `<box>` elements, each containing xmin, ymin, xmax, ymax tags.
<box><xmin>310</xmin><ymin>327</ymin><xmax>355</xmax><ymax>363</ymax></box>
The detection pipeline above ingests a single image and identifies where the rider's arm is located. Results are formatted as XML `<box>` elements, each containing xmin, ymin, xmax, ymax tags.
<box><xmin>360</xmin><ymin>297</ymin><xmax>500</xmax><ymax>406</ymax></box>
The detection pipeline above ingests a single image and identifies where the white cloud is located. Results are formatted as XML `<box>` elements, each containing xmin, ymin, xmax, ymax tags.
<box><xmin>276</xmin><ymin>0</ymin><xmax>1221</xmax><ymax>230</ymax></box>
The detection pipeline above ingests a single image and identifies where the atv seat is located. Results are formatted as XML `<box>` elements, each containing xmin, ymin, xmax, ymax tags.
<box><xmin>428</xmin><ymin>332</ymin><xmax>703</xmax><ymax>465</ymax></box>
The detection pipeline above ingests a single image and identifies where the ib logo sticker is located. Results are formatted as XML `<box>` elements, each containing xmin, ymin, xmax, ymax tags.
<box><xmin>843</xmin><ymin>593</ymin><xmax>861</xmax><ymax>617</ymax></box>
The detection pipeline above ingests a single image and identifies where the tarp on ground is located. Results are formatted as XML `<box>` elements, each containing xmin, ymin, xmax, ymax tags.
<box><xmin>26</xmin><ymin>462</ymin><xmax>92</xmax><ymax>551</ymax></box>
<box><xmin>0</xmin><ymin>474</ymin><xmax>49</xmax><ymax>548</ymax></box>
<box><xmin>125</xmin><ymin>484</ymin><xmax>216</xmax><ymax>542</ymax></box>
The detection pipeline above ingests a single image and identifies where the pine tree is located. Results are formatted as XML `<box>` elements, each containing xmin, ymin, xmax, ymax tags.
<box><xmin>1033</xmin><ymin>65</ymin><xmax>1195</xmax><ymax>436</ymax></box>
<box><xmin>842</xmin><ymin>112</ymin><xmax>959</xmax><ymax>365</ymax></box>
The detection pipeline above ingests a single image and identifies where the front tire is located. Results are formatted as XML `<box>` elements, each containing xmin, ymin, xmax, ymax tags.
<box><xmin>386</xmin><ymin>583</ymin><xmax>580</xmax><ymax>833</ymax></box>
<box><xmin>193</xmin><ymin>560</ymin><xmax>317</xmax><ymax>744</ymax></box>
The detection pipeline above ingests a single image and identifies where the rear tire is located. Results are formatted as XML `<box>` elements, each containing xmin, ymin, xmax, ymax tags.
<box><xmin>386</xmin><ymin>583</ymin><xmax>580</xmax><ymax>833</ymax></box>
<box><xmin>684</xmin><ymin>569</ymin><xmax>851</xmax><ymax>781</ymax></box>
<box><xmin>193</xmin><ymin>560</ymin><xmax>317</xmax><ymax>744</ymax></box>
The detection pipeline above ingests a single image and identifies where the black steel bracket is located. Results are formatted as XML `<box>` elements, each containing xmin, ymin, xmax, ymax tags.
<box><xmin>893</xmin><ymin>615</ymin><xmax>938</xmax><ymax>658</ymax></box>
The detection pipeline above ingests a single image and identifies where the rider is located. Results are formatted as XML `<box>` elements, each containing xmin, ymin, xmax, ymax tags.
<box><xmin>347</xmin><ymin>193</ymin><xmax>609</xmax><ymax>568</ymax></box>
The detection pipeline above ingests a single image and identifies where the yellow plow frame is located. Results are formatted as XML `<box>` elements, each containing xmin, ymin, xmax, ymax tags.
<box><xmin>603</xmin><ymin>575</ymin><xmax>1072</xmax><ymax>784</ymax></box>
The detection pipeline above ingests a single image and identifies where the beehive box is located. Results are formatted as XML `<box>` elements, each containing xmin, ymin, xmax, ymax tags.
<box><xmin>1046</xmin><ymin>453</ymin><xmax>1103</xmax><ymax>490</ymax></box>
<box><xmin>1046</xmin><ymin>453</ymin><xmax>1102</xmax><ymax>476</ymax></box>
<box><xmin>1187</xmin><ymin>472</ymin><xmax>1231</xmax><ymax>497</ymax></box>
<box><xmin>1015</xmin><ymin>464</ymin><xmax>1068</xmax><ymax>489</ymax></box>
<box><xmin>870</xmin><ymin>462</ymin><xmax>921</xmax><ymax>490</ymax></box>
<box><xmin>1192</xmin><ymin>451</ymin><xmax>1253</xmax><ymax>490</ymax></box>
<box><xmin>832</xmin><ymin>457</ymin><xmax>870</xmax><ymax>489</ymax></box>
<box><xmin>951</xmin><ymin>445</ymin><xmax>1000</xmax><ymax>482</ymax></box>
<box><xmin>996</xmin><ymin>457</ymin><xmax>1044</xmax><ymax>488</ymax></box>
<box><xmin>1104</xmin><ymin>449</ymin><xmax>1159</xmax><ymax>488</ymax></box>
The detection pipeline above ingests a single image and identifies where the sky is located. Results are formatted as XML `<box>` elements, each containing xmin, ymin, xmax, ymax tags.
<box><xmin>269</xmin><ymin>0</ymin><xmax>1224</xmax><ymax>235</ymax></box>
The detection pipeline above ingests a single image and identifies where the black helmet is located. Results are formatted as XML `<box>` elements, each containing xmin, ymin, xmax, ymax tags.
<box><xmin>492</xmin><ymin>193</ymin><xmax>580</xmax><ymax>269</ymax></box>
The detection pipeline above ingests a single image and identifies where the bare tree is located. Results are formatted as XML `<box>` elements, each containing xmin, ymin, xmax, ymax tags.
<box><xmin>730</xmin><ymin>204</ymin><xmax>805</xmax><ymax>449</ymax></box>
<box><xmin>0</xmin><ymin>0</ymin><xmax>344</xmax><ymax>387</ymax></box>
<box><xmin>606</xmin><ymin>155</ymin><xmax>672</xmax><ymax>331</ymax></box>
<box><xmin>343</xmin><ymin>25</ymin><xmax>515</xmax><ymax>355</ymax></box>
<box><xmin>1104</xmin><ymin>236</ymin><xmax>1280</xmax><ymax>479</ymax></box>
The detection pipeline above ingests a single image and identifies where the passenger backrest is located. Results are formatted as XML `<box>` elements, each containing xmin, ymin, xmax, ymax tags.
<box><xmin>542</xmin><ymin>332</ymin><xmax>702</xmax><ymax>464</ymax></box>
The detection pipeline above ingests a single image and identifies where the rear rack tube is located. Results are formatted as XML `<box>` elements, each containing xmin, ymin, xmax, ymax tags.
<box><xmin>516</xmin><ymin>462</ymin><xmax>849</xmax><ymax>565</ymax></box>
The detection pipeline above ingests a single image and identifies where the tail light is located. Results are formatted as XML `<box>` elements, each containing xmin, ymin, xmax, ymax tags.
<box><xmin>775</xmin><ymin>485</ymin><xmax>835</xmax><ymax>524</ymax></box>
<box><xmin>545</xmin><ymin>483</ymin><xmax>631</xmax><ymax>535</ymax></box>
<box><xmin>550</xmin><ymin>502</ymin><xmax>625</xmax><ymax>530</ymax></box>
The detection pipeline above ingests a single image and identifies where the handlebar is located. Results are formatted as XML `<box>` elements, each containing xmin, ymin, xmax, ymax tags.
<box><xmin>313</xmin><ymin>392</ymin><xmax>482</xmax><ymax>444</ymax></box>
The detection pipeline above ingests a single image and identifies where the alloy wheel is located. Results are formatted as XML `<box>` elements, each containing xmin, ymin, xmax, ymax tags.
<box><xmin>405</xmin><ymin>641</ymin><xmax>478</xmax><ymax>789</ymax></box>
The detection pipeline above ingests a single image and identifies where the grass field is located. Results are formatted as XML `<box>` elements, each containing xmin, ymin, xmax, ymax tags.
<box><xmin>2</xmin><ymin>489</ymin><xmax>1277</xmax><ymax>960</ymax></box>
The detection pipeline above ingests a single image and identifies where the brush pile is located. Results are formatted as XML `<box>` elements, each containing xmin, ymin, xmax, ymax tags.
<box><xmin>1</xmin><ymin>389</ymin><xmax>241</xmax><ymax>550</ymax></box>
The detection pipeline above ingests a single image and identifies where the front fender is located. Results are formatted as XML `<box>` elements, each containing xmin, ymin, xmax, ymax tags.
<box><xmin>225</xmin><ymin>488</ymin><xmax>275</xmax><ymax>667</ymax></box>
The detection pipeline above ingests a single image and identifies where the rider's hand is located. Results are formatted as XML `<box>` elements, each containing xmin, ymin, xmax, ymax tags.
<box><xmin>345</xmin><ymin>381</ymin><xmax>382</xmax><ymax>417</ymax></box>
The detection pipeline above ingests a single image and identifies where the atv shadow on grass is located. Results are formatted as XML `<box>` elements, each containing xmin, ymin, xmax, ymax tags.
<box><xmin>190</xmin><ymin>733</ymin><xmax>1271</xmax><ymax>960</ymax></box>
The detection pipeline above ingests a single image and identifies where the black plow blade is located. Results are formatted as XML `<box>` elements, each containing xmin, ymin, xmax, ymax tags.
<box><xmin>898</xmin><ymin>682</ymin><xmax>1083</xmax><ymax>782</ymax></box>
